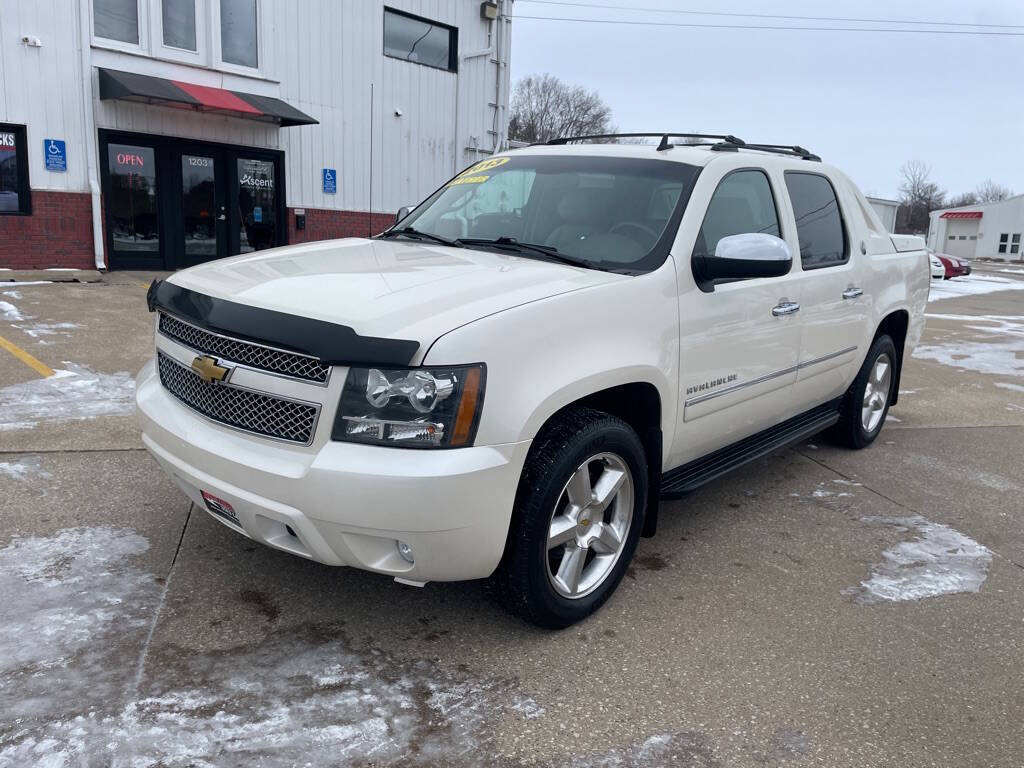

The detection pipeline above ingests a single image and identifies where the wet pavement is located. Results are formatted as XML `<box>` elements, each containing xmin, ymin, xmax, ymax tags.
<box><xmin>1</xmin><ymin>263</ymin><xmax>1023</xmax><ymax>766</ymax></box>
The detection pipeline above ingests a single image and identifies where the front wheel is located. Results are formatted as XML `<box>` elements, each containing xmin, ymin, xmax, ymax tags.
<box><xmin>830</xmin><ymin>334</ymin><xmax>897</xmax><ymax>449</ymax></box>
<box><xmin>487</xmin><ymin>407</ymin><xmax>647</xmax><ymax>628</ymax></box>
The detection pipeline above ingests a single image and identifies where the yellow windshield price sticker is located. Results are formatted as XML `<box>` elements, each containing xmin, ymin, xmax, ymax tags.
<box><xmin>449</xmin><ymin>174</ymin><xmax>490</xmax><ymax>186</ymax></box>
<box><xmin>448</xmin><ymin>156</ymin><xmax>510</xmax><ymax>186</ymax></box>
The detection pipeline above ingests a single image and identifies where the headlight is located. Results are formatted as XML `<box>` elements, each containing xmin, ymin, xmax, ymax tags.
<box><xmin>332</xmin><ymin>365</ymin><xmax>485</xmax><ymax>448</ymax></box>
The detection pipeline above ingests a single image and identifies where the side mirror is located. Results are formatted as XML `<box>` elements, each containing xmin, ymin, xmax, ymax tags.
<box><xmin>693</xmin><ymin>232</ymin><xmax>792</xmax><ymax>291</ymax></box>
<box><xmin>395</xmin><ymin>205</ymin><xmax>413</xmax><ymax>224</ymax></box>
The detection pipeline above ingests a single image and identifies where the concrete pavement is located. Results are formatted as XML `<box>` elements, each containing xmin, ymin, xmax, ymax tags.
<box><xmin>1</xmin><ymin>266</ymin><xmax>1022</xmax><ymax>766</ymax></box>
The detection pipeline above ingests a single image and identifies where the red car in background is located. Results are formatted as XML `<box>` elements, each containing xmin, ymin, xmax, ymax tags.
<box><xmin>933</xmin><ymin>252</ymin><xmax>972</xmax><ymax>279</ymax></box>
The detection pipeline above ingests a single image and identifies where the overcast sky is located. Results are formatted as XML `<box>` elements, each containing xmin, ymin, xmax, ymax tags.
<box><xmin>509</xmin><ymin>0</ymin><xmax>1024</xmax><ymax>200</ymax></box>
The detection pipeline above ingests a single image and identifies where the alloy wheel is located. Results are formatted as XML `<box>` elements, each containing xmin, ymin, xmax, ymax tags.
<box><xmin>861</xmin><ymin>352</ymin><xmax>892</xmax><ymax>434</ymax></box>
<box><xmin>545</xmin><ymin>452</ymin><xmax>634</xmax><ymax>599</ymax></box>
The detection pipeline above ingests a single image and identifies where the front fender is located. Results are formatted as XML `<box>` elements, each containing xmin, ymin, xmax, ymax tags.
<box><xmin>423</xmin><ymin>261</ymin><xmax>680</xmax><ymax>461</ymax></box>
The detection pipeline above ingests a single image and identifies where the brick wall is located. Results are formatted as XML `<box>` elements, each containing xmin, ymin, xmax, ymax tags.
<box><xmin>0</xmin><ymin>190</ymin><xmax>96</xmax><ymax>270</ymax></box>
<box><xmin>287</xmin><ymin>207</ymin><xmax>395</xmax><ymax>245</ymax></box>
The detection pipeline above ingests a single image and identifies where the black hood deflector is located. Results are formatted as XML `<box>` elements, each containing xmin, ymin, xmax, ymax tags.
<box><xmin>147</xmin><ymin>280</ymin><xmax>420</xmax><ymax>367</ymax></box>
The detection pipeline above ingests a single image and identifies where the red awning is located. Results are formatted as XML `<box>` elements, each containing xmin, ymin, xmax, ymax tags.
<box><xmin>98</xmin><ymin>68</ymin><xmax>316</xmax><ymax>127</ymax></box>
<box><xmin>940</xmin><ymin>211</ymin><xmax>983</xmax><ymax>219</ymax></box>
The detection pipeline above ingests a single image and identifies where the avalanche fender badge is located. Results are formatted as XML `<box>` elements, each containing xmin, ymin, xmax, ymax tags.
<box><xmin>191</xmin><ymin>355</ymin><xmax>231</xmax><ymax>384</ymax></box>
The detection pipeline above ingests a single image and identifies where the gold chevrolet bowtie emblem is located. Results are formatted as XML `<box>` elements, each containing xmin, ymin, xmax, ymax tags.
<box><xmin>191</xmin><ymin>355</ymin><xmax>230</xmax><ymax>384</ymax></box>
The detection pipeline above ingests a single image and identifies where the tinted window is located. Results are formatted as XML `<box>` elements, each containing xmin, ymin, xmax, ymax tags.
<box><xmin>237</xmin><ymin>158</ymin><xmax>277</xmax><ymax>252</ymax></box>
<box><xmin>695</xmin><ymin>170</ymin><xmax>780</xmax><ymax>256</ymax></box>
<box><xmin>384</xmin><ymin>8</ymin><xmax>457</xmax><ymax>71</ymax></box>
<box><xmin>786</xmin><ymin>172</ymin><xmax>847</xmax><ymax>269</ymax></box>
<box><xmin>107</xmin><ymin>144</ymin><xmax>159</xmax><ymax>253</ymax></box>
<box><xmin>221</xmin><ymin>0</ymin><xmax>258</xmax><ymax>67</ymax></box>
<box><xmin>0</xmin><ymin>124</ymin><xmax>30</xmax><ymax>215</ymax></box>
<box><xmin>163</xmin><ymin>0</ymin><xmax>197</xmax><ymax>51</ymax></box>
<box><xmin>95</xmin><ymin>0</ymin><xmax>139</xmax><ymax>44</ymax></box>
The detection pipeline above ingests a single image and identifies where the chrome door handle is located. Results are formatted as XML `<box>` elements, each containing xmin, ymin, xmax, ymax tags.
<box><xmin>842</xmin><ymin>287</ymin><xmax>863</xmax><ymax>299</ymax></box>
<box><xmin>772</xmin><ymin>301</ymin><xmax>800</xmax><ymax>317</ymax></box>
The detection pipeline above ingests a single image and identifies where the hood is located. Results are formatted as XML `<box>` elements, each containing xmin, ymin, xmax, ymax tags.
<box><xmin>168</xmin><ymin>238</ymin><xmax>622</xmax><ymax>357</ymax></box>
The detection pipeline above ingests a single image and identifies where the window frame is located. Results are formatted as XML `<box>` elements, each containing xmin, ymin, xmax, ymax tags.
<box><xmin>0</xmin><ymin>123</ymin><xmax>32</xmax><ymax>216</ymax></box>
<box><xmin>91</xmin><ymin>0</ymin><xmax>147</xmax><ymax>52</ymax></box>
<box><xmin>215</xmin><ymin>0</ymin><xmax>262</xmax><ymax>72</ymax></box>
<box><xmin>690</xmin><ymin>166</ymin><xmax>786</xmax><ymax>289</ymax></box>
<box><xmin>154</xmin><ymin>0</ymin><xmax>207</xmax><ymax>64</ymax></box>
<box><xmin>383</xmin><ymin>6</ymin><xmax>459</xmax><ymax>73</ymax></box>
<box><xmin>783</xmin><ymin>169</ymin><xmax>849</xmax><ymax>271</ymax></box>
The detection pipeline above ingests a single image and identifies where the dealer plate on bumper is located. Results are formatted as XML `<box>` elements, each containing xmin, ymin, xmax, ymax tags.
<box><xmin>201</xmin><ymin>490</ymin><xmax>240</xmax><ymax>526</ymax></box>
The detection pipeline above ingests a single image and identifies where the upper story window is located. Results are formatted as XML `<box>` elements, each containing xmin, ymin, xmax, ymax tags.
<box><xmin>221</xmin><ymin>0</ymin><xmax>258</xmax><ymax>68</ymax></box>
<box><xmin>785</xmin><ymin>171</ymin><xmax>848</xmax><ymax>269</ymax></box>
<box><xmin>695</xmin><ymin>170</ymin><xmax>781</xmax><ymax>257</ymax></box>
<box><xmin>95</xmin><ymin>0</ymin><xmax>140</xmax><ymax>44</ymax></box>
<box><xmin>162</xmin><ymin>0</ymin><xmax>197</xmax><ymax>50</ymax></box>
<box><xmin>384</xmin><ymin>8</ymin><xmax>458</xmax><ymax>72</ymax></box>
<box><xmin>0</xmin><ymin>124</ymin><xmax>32</xmax><ymax>216</ymax></box>
<box><xmin>93</xmin><ymin>1</ymin><xmax>261</xmax><ymax>72</ymax></box>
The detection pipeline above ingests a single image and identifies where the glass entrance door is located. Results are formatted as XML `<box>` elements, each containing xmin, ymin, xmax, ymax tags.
<box><xmin>236</xmin><ymin>156</ymin><xmax>278</xmax><ymax>252</ymax></box>
<box><xmin>101</xmin><ymin>130</ymin><xmax>285</xmax><ymax>270</ymax></box>
<box><xmin>179</xmin><ymin>151</ymin><xmax>227</xmax><ymax>267</ymax></box>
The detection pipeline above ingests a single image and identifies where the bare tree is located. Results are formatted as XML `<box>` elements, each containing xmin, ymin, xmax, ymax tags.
<box><xmin>976</xmin><ymin>178</ymin><xmax>1013</xmax><ymax>203</ymax></box>
<box><xmin>896</xmin><ymin>160</ymin><xmax>945</xmax><ymax>234</ymax></box>
<box><xmin>949</xmin><ymin>191</ymin><xmax>979</xmax><ymax>208</ymax></box>
<box><xmin>508</xmin><ymin>74</ymin><xmax>613</xmax><ymax>143</ymax></box>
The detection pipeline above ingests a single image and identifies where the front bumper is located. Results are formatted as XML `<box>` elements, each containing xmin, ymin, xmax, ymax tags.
<box><xmin>136</xmin><ymin>360</ymin><xmax>530</xmax><ymax>582</ymax></box>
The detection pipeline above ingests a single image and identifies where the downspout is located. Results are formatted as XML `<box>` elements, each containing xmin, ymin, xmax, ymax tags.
<box><xmin>460</xmin><ymin>43</ymin><xmax>496</xmax><ymax>167</ymax></box>
<box><xmin>78</xmin><ymin>0</ymin><xmax>104</xmax><ymax>270</ymax></box>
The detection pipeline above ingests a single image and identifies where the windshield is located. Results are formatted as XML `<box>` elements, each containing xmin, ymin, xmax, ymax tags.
<box><xmin>394</xmin><ymin>154</ymin><xmax>700</xmax><ymax>271</ymax></box>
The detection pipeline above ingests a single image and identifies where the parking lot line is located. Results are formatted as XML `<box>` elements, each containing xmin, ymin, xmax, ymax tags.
<box><xmin>0</xmin><ymin>333</ymin><xmax>55</xmax><ymax>378</ymax></box>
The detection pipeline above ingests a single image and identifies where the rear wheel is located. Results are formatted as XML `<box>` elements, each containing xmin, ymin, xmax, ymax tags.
<box><xmin>830</xmin><ymin>334</ymin><xmax>897</xmax><ymax>449</ymax></box>
<box><xmin>487</xmin><ymin>407</ymin><xmax>647</xmax><ymax>628</ymax></box>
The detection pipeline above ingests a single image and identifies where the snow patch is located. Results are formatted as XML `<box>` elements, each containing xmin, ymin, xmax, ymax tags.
<box><xmin>845</xmin><ymin>516</ymin><xmax>992</xmax><ymax>604</ymax></box>
<box><xmin>0</xmin><ymin>295</ymin><xmax>80</xmax><ymax>338</ymax></box>
<box><xmin>995</xmin><ymin>381</ymin><xmax>1024</xmax><ymax>393</ymax></box>
<box><xmin>914</xmin><ymin>314</ymin><xmax>1024</xmax><ymax>378</ymax></box>
<box><xmin>0</xmin><ymin>300</ymin><xmax>24</xmax><ymax>322</ymax></box>
<box><xmin>0</xmin><ymin>456</ymin><xmax>51</xmax><ymax>483</ymax></box>
<box><xmin>0</xmin><ymin>363</ymin><xmax>135</xmax><ymax>431</ymax></box>
<box><xmin>928</xmin><ymin>275</ymin><xmax>1024</xmax><ymax>302</ymax></box>
<box><xmin>0</xmin><ymin>527</ymin><xmax>547</xmax><ymax>766</ymax></box>
<box><xmin>558</xmin><ymin>731</ymin><xmax>715</xmax><ymax>767</ymax></box>
<box><xmin>2</xmin><ymin>290</ymin><xmax>22</xmax><ymax>299</ymax></box>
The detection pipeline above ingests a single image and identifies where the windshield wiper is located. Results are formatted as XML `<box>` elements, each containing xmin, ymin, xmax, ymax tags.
<box><xmin>377</xmin><ymin>227</ymin><xmax>463</xmax><ymax>248</ymax></box>
<box><xmin>457</xmin><ymin>237</ymin><xmax>595</xmax><ymax>269</ymax></box>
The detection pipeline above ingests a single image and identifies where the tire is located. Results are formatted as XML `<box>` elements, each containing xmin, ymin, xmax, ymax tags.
<box><xmin>829</xmin><ymin>334</ymin><xmax>898</xmax><ymax>449</ymax></box>
<box><xmin>486</xmin><ymin>407</ymin><xmax>648</xmax><ymax>628</ymax></box>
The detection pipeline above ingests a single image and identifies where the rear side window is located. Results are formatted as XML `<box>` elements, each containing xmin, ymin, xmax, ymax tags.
<box><xmin>695</xmin><ymin>169</ymin><xmax>780</xmax><ymax>257</ymax></box>
<box><xmin>785</xmin><ymin>172</ymin><xmax>847</xmax><ymax>269</ymax></box>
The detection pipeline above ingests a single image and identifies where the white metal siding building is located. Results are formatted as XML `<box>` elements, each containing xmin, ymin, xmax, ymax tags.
<box><xmin>0</xmin><ymin>0</ymin><xmax>512</xmax><ymax>270</ymax></box>
<box><xmin>927</xmin><ymin>195</ymin><xmax>1024</xmax><ymax>261</ymax></box>
<box><xmin>866</xmin><ymin>196</ymin><xmax>898</xmax><ymax>233</ymax></box>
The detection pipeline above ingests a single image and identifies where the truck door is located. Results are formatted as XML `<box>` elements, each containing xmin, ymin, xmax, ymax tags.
<box><xmin>671</xmin><ymin>167</ymin><xmax>803</xmax><ymax>467</ymax></box>
<box><xmin>785</xmin><ymin>171</ymin><xmax>867</xmax><ymax>408</ymax></box>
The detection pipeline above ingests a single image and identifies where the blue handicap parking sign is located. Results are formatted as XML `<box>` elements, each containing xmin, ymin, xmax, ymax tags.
<box><xmin>322</xmin><ymin>168</ymin><xmax>337</xmax><ymax>194</ymax></box>
<box><xmin>44</xmin><ymin>139</ymin><xmax>66</xmax><ymax>172</ymax></box>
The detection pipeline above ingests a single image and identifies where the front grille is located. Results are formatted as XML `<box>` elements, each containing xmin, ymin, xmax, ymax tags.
<box><xmin>159</xmin><ymin>312</ymin><xmax>331</xmax><ymax>384</ymax></box>
<box><xmin>157</xmin><ymin>352</ymin><xmax>319</xmax><ymax>445</ymax></box>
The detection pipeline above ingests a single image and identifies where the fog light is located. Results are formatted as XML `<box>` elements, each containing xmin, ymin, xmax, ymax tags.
<box><xmin>397</xmin><ymin>541</ymin><xmax>414</xmax><ymax>563</ymax></box>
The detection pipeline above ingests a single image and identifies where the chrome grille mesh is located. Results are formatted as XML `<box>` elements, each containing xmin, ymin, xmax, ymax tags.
<box><xmin>157</xmin><ymin>352</ymin><xmax>319</xmax><ymax>445</ymax></box>
<box><xmin>159</xmin><ymin>312</ymin><xmax>330</xmax><ymax>384</ymax></box>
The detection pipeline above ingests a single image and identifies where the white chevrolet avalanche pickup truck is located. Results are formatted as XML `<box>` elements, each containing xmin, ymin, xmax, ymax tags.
<box><xmin>138</xmin><ymin>133</ymin><xmax>929</xmax><ymax>627</ymax></box>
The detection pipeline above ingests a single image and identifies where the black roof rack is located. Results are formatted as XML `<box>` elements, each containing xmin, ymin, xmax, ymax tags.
<box><xmin>543</xmin><ymin>132</ymin><xmax>820</xmax><ymax>161</ymax></box>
